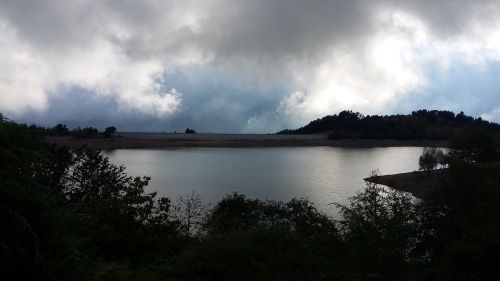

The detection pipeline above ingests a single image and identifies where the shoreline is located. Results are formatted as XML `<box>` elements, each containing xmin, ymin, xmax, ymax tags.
<box><xmin>364</xmin><ymin>169</ymin><xmax>447</xmax><ymax>199</ymax></box>
<box><xmin>46</xmin><ymin>133</ymin><xmax>449</xmax><ymax>150</ymax></box>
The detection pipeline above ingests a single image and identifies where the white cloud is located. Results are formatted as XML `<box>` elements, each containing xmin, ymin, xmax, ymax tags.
<box><xmin>0</xmin><ymin>0</ymin><xmax>198</xmax><ymax>117</ymax></box>
<box><xmin>276</xmin><ymin>5</ymin><xmax>500</xmax><ymax>127</ymax></box>
<box><xmin>481</xmin><ymin>107</ymin><xmax>500</xmax><ymax>123</ymax></box>
<box><xmin>0</xmin><ymin>19</ymin><xmax>183</xmax><ymax>117</ymax></box>
<box><xmin>0</xmin><ymin>20</ymin><xmax>50</xmax><ymax>114</ymax></box>
<box><xmin>277</xmin><ymin>9</ymin><xmax>429</xmax><ymax>123</ymax></box>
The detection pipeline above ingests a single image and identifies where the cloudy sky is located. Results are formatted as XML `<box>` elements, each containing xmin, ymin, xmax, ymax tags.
<box><xmin>1</xmin><ymin>0</ymin><xmax>500</xmax><ymax>132</ymax></box>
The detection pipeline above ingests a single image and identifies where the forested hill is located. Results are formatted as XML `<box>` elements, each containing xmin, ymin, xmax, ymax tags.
<box><xmin>278</xmin><ymin>110</ymin><xmax>500</xmax><ymax>140</ymax></box>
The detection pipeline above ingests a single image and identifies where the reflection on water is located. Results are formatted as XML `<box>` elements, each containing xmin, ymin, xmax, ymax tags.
<box><xmin>104</xmin><ymin>147</ymin><xmax>422</xmax><ymax>212</ymax></box>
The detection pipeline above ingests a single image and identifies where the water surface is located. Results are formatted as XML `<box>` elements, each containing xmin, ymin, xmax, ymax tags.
<box><xmin>104</xmin><ymin>147</ymin><xmax>422</xmax><ymax>212</ymax></box>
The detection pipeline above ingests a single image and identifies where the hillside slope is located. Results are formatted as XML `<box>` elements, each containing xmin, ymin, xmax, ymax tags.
<box><xmin>278</xmin><ymin>110</ymin><xmax>500</xmax><ymax>140</ymax></box>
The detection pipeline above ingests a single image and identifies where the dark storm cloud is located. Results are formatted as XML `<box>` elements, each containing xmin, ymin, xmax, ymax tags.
<box><xmin>19</xmin><ymin>65</ymin><xmax>288</xmax><ymax>133</ymax></box>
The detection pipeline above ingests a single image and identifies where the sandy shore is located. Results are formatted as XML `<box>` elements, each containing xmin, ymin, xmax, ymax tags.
<box><xmin>364</xmin><ymin>169</ymin><xmax>447</xmax><ymax>199</ymax></box>
<box><xmin>46</xmin><ymin>132</ymin><xmax>449</xmax><ymax>150</ymax></box>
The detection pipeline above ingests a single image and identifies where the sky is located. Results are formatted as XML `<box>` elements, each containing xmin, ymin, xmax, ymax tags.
<box><xmin>1</xmin><ymin>0</ymin><xmax>500</xmax><ymax>133</ymax></box>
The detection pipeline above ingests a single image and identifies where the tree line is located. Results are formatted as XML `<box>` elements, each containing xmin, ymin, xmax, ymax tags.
<box><xmin>1</xmin><ymin>115</ymin><xmax>500</xmax><ymax>280</ymax></box>
<box><xmin>278</xmin><ymin>110</ymin><xmax>500</xmax><ymax>140</ymax></box>
<box><xmin>51</xmin><ymin>123</ymin><xmax>198</xmax><ymax>136</ymax></box>
<box><xmin>51</xmin><ymin>124</ymin><xmax>117</xmax><ymax>138</ymax></box>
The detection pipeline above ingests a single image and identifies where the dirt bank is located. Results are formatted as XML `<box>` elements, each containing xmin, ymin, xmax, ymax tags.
<box><xmin>364</xmin><ymin>169</ymin><xmax>447</xmax><ymax>199</ymax></box>
<box><xmin>46</xmin><ymin>133</ymin><xmax>449</xmax><ymax>150</ymax></box>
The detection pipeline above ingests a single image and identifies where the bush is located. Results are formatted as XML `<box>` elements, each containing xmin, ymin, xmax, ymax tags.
<box><xmin>419</xmin><ymin>147</ymin><xmax>446</xmax><ymax>171</ymax></box>
<box><xmin>71</xmin><ymin>127</ymin><xmax>98</xmax><ymax>138</ymax></box>
<box><xmin>52</xmin><ymin>123</ymin><xmax>69</xmax><ymax>135</ymax></box>
<box><xmin>103</xmin><ymin>126</ymin><xmax>116</xmax><ymax>138</ymax></box>
<box><xmin>337</xmin><ymin>183</ymin><xmax>418</xmax><ymax>278</ymax></box>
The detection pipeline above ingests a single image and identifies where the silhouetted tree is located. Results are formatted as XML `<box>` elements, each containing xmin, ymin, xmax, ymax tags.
<box><xmin>71</xmin><ymin>126</ymin><xmax>98</xmax><ymax>138</ymax></box>
<box><xmin>337</xmin><ymin>182</ymin><xmax>418</xmax><ymax>278</ymax></box>
<box><xmin>173</xmin><ymin>191</ymin><xmax>206</xmax><ymax>238</ymax></box>
<box><xmin>103</xmin><ymin>126</ymin><xmax>116</xmax><ymax>137</ymax></box>
<box><xmin>419</xmin><ymin>147</ymin><xmax>446</xmax><ymax>171</ymax></box>
<box><xmin>52</xmin><ymin>123</ymin><xmax>69</xmax><ymax>135</ymax></box>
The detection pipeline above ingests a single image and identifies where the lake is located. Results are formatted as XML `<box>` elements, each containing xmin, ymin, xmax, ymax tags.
<box><xmin>104</xmin><ymin>147</ymin><xmax>423</xmax><ymax>213</ymax></box>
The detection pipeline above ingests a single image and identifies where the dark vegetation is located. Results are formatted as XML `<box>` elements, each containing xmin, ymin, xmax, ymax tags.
<box><xmin>1</xmin><ymin>114</ymin><xmax>500</xmax><ymax>280</ymax></box>
<box><xmin>278</xmin><ymin>110</ymin><xmax>500</xmax><ymax>140</ymax></box>
<box><xmin>185</xmin><ymin>128</ymin><xmax>197</xmax><ymax>134</ymax></box>
<box><xmin>418</xmin><ymin>147</ymin><xmax>447</xmax><ymax>172</ymax></box>
<box><xmin>49</xmin><ymin>123</ymin><xmax>117</xmax><ymax>138</ymax></box>
<box><xmin>102</xmin><ymin>126</ymin><xmax>116</xmax><ymax>138</ymax></box>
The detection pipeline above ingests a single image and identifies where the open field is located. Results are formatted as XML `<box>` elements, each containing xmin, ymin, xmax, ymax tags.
<box><xmin>46</xmin><ymin>133</ymin><xmax>449</xmax><ymax>150</ymax></box>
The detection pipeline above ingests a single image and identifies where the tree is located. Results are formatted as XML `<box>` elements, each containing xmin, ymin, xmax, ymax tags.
<box><xmin>337</xmin><ymin>182</ymin><xmax>418</xmax><ymax>278</ymax></box>
<box><xmin>103</xmin><ymin>126</ymin><xmax>116</xmax><ymax>137</ymax></box>
<box><xmin>172</xmin><ymin>191</ymin><xmax>205</xmax><ymax>238</ymax></box>
<box><xmin>185</xmin><ymin>128</ymin><xmax>196</xmax><ymax>134</ymax></box>
<box><xmin>52</xmin><ymin>123</ymin><xmax>69</xmax><ymax>135</ymax></box>
<box><xmin>71</xmin><ymin>127</ymin><xmax>98</xmax><ymax>138</ymax></box>
<box><xmin>277</xmin><ymin>110</ymin><xmax>500</xmax><ymax>140</ymax></box>
<box><xmin>419</xmin><ymin>147</ymin><xmax>445</xmax><ymax>172</ymax></box>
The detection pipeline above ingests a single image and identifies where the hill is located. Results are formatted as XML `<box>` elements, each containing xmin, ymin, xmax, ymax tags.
<box><xmin>278</xmin><ymin>110</ymin><xmax>500</xmax><ymax>140</ymax></box>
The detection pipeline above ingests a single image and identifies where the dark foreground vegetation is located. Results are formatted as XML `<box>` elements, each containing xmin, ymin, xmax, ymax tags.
<box><xmin>2</xmin><ymin>116</ymin><xmax>500</xmax><ymax>280</ymax></box>
<box><xmin>278</xmin><ymin>109</ymin><xmax>500</xmax><ymax>140</ymax></box>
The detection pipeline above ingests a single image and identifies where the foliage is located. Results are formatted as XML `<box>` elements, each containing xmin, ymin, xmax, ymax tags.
<box><xmin>71</xmin><ymin>127</ymin><xmax>99</xmax><ymax>138</ymax></box>
<box><xmin>0</xmin><ymin>120</ymin><xmax>180</xmax><ymax>280</ymax></box>
<box><xmin>52</xmin><ymin>123</ymin><xmax>69</xmax><ymax>135</ymax></box>
<box><xmin>337</xmin><ymin>182</ymin><xmax>419</xmax><ymax>279</ymax></box>
<box><xmin>278</xmin><ymin>109</ymin><xmax>500</xmax><ymax>141</ymax></box>
<box><xmin>419</xmin><ymin>147</ymin><xmax>446</xmax><ymax>171</ymax></box>
<box><xmin>416</xmin><ymin>162</ymin><xmax>500</xmax><ymax>280</ymax></box>
<box><xmin>173</xmin><ymin>191</ymin><xmax>206</xmax><ymax>238</ymax></box>
<box><xmin>2</xmin><ymin>114</ymin><xmax>500</xmax><ymax>280</ymax></box>
<box><xmin>448</xmin><ymin>130</ymin><xmax>500</xmax><ymax>163</ymax></box>
<box><xmin>205</xmin><ymin>193</ymin><xmax>336</xmax><ymax>237</ymax></box>
<box><xmin>103</xmin><ymin>126</ymin><xmax>116</xmax><ymax>138</ymax></box>
<box><xmin>185</xmin><ymin>128</ymin><xmax>197</xmax><ymax>134</ymax></box>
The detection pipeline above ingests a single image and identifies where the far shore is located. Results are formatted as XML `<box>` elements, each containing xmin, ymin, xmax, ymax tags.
<box><xmin>46</xmin><ymin>132</ymin><xmax>449</xmax><ymax>150</ymax></box>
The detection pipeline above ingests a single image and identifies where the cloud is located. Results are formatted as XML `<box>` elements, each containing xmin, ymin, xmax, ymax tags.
<box><xmin>0</xmin><ymin>0</ymin><xmax>189</xmax><ymax>117</ymax></box>
<box><xmin>1</xmin><ymin>0</ymin><xmax>500</xmax><ymax>131</ymax></box>
<box><xmin>482</xmin><ymin>107</ymin><xmax>500</xmax><ymax>123</ymax></box>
